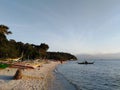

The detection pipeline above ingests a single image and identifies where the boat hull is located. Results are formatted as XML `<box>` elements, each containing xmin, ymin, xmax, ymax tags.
<box><xmin>78</xmin><ymin>62</ymin><xmax>94</xmax><ymax>64</ymax></box>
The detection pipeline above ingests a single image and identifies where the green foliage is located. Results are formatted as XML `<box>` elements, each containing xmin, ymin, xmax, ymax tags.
<box><xmin>35</xmin><ymin>43</ymin><xmax>49</xmax><ymax>59</ymax></box>
<box><xmin>0</xmin><ymin>24</ymin><xmax>12</xmax><ymax>35</ymax></box>
<box><xmin>0</xmin><ymin>24</ymin><xmax>77</xmax><ymax>61</ymax></box>
<box><xmin>47</xmin><ymin>52</ymin><xmax>77</xmax><ymax>61</ymax></box>
<box><xmin>23</xmin><ymin>43</ymin><xmax>40</xmax><ymax>60</ymax></box>
<box><xmin>0</xmin><ymin>24</ymin><xmax>49</xmax><ymax>60</ymax></box>
<box><xmin>0</xmin><ymin>63</ymin><xmax>9</xmax><ymax>69</ymax></box>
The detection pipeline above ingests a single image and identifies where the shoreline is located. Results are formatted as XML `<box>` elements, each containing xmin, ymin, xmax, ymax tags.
<box><xmin>0</xmin><ymin>60</ymin><xmax>77</xmax><ymax>90</ymax></box>
<box><xmin>49</xmin><ymin>67</ymin><xmax>77</xmax><ymax>90</ymax></box>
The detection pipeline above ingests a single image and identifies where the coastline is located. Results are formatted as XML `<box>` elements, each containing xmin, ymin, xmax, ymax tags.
<box><xmin>49</xmin><ymin>67</ymin><xmax>77</xmax><ymax>90</ymax></box>
<box><xmin>0</xmin><ymin>60</ymin><xmax>60</xmax><ymax>90</ymax></box>
<box><xmin>0</xmin><ymin>60</ymin><xmax>77</xmax><ymax>90</ymax></box>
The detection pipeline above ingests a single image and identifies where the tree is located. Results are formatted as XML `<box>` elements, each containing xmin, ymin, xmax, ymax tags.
<box><xmin>0</xmin><ymin>25</ymin><xmax>12</xmax><ymax>35</ymax></box>
<box><xmin>0</xmin><ymin>25</ymin><xmax>13</xmax><ymax>58</ymax></box>
<box><xmin>36</xmin><ymin>43</ymin><xmax>49</xmax><ymax>59</ymax></box>
<box><xmin>40</xmin><ymin>43</ymin><xmax>49</xmax><ymax>59</ymax></box>
<box><xmin>39</xmin><ymin>43</ymin><xmax>49</xmax><ymax>51</ymax></box>
<box><xmin>46</xmin><ymin>52</ymin><xmax>77</xmax><ymax>61</ymax></box>
<box><xmin>0</xmin><ymin>24</ymin><xmax>12</xmax><ymax>46</ymax></box>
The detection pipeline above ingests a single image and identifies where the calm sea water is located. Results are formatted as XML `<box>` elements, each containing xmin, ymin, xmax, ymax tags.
<box><xmin>57</xmin><ymin>60</ymin><xmax>120</xmax><ymax>90</ymax></box>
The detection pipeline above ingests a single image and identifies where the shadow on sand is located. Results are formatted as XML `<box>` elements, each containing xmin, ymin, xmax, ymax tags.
<box><xmin>0</xmin><ymin>75</ymin><xmax>13</xmax><ymax>80</ymax></box>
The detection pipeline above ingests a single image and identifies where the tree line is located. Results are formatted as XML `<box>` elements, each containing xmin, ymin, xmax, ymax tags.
<box><xmin>0</xmin><ymin>24</ymin><xmax>77</xmax><ymax>61</ymax></box>
<box><xmin>47</xmin><ymin>52</ymin><xmax>77</xmax><ymax>61</ymax></box>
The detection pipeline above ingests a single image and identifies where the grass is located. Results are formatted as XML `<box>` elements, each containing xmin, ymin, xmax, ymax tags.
<box><xmin>0</xmin><ymin>63</ymin><xmax>9</xmax><ymax>69</ymax></box>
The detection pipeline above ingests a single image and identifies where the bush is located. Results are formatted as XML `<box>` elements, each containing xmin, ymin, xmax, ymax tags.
<box><xmin>0</xmin><ymin>63</ymin><xmax>9</xmax><ymax>68</ymax></box>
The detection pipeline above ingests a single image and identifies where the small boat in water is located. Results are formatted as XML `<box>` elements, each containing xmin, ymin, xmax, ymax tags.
<box><xmin>78</xmin><ymin>61</ymin><xmax>94</xmax><ymax>64</ymax></box>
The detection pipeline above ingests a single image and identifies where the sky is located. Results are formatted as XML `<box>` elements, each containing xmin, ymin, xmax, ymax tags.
<box><xmin>0</xmin><ymin>0</ymin><xmax>120</xmax><ymax>54</ymax></box>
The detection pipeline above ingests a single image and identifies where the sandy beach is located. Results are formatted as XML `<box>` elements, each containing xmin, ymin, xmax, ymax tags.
<box><xmin>0</xmin><ymin>61</ymin><xmax>60</xmax><ymax>90</ymax></box>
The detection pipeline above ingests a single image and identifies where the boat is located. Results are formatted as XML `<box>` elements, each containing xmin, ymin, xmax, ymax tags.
<box><xmin>78</xmin><ymin>61</ymin><xmax>94</xmax><ymax>64</ymax></box>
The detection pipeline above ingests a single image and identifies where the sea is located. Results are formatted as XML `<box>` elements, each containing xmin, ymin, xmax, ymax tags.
<box><xmin>55</xmin><ymin>59</ymin><xmax>120</xmax><ymax>90</ymax></box>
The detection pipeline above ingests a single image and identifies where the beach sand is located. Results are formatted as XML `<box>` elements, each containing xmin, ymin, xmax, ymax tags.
<box><xmin>0</xmin><ymin>61</ymin><xmax>60</xmax><ymax>90</ymax></box>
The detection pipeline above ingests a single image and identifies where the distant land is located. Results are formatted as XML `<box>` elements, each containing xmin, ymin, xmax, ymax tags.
<box><xmin>77</xmin><ymin>53</ymin><xmax>120</xmax><ymax>60</ymax></box>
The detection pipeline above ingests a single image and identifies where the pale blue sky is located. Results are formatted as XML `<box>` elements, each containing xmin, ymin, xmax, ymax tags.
<box><xmin>0</xmin><ymin>0</ymin><xmax>120</xmax><ymax>54</ymax></box>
